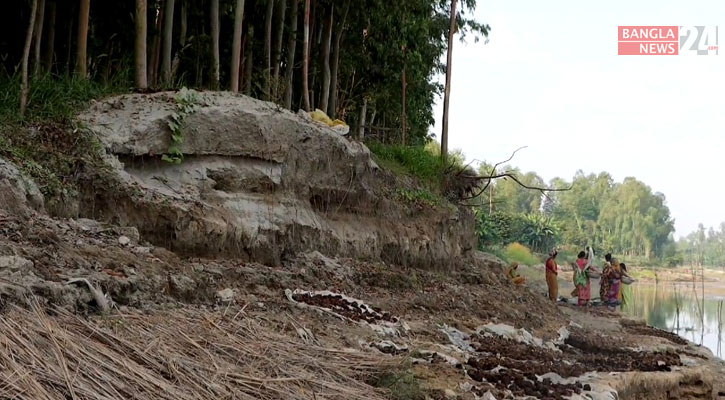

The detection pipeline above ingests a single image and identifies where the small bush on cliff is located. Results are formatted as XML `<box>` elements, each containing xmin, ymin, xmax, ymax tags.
<box><xmin>367</xmin><ymin>143</ymin><xmax>447</xmax><ymax>187</ymax></box>
<box><xmin>163</xmin><ymin>88</ymin><xmax>203</xmax><ymax>164</ymax></box>
<box><xmin>503</xmin><ymin>242</ymin><xmax>540</xmax><ymax>266</ymax></box>
<box><xmin>394</xmin><ymin>188</ymin><xmax>439</xmax><ymax>207</ymax></box>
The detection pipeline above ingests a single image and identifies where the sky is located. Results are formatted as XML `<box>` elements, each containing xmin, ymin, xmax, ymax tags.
<box><xmin>432</xmin><ymin>0</ymin><xmax>725</xmax><ymax>238</ymax></box>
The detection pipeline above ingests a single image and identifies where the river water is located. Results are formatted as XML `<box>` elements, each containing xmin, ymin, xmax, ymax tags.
<box><xmin>622</xmin><ymin>282</ymin><xmax>725</xmax><ymax>357</ymax></box>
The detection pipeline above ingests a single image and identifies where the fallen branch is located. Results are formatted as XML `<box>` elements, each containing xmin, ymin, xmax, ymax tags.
<box><xmin>460</xmin><ymin>171</ymin><xmax>570</xmax><ymax>201</ymax></box>
<box><xmin>454</xmin><ymin>146</ymin><xmax>571</xmax><ymax>202</ymax></box>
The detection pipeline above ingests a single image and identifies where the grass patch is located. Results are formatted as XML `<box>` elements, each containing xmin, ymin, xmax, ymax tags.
<box><xmin>0</xmin><ymin>73</ymin><xmax>130</xmax><ymax>124</ymax></box>
<box><xmin>502</xmin><ymin>242</ymin><xmax>541</xmax><ymax>266</ymax></box>
<box><xmin>366</xmin><ymin>143</ymin><xmax>447</xmax><ymax>189</ymax></box>
<box><xmin>629</xmin><ymin>268</ymin><xmax>657</xmax><ymax>280</ymax></box>
<box><xmin>370</xmin><ymin>370</ymin><xmax>425</xmax><ymax>400</ymax></box>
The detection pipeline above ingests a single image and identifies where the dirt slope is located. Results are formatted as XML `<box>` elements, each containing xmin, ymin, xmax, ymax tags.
<box><xmin>0</xmin><ymin>91</ymin><xmax>723</xmax><ymax>399</ymax></box>
<box><xmin>77</xmin><ymin>91</ymin><xmax>473</xmax><ymax>268</ymax></box>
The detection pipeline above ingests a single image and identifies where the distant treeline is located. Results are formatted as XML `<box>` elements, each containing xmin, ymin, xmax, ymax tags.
<box><xmin>475</xmin><ymin>167</ymin><xmax>676</xmax><ymax>262</ymax></box>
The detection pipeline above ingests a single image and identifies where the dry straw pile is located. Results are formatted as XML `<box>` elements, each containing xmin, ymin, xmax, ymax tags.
<box><xmin>0</xmin><ymin>304</ymin><xmax>396</xmax><ymax>400</ymax></box>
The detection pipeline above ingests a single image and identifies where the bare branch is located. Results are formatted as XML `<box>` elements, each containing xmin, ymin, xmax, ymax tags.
<box><xmin>448</xmin><ymin>145</ymin><xmax>571</xmax><ymax>204</ymax></box>
<box><xmin>455</xmin><ymin>146</ymin><xmax>526</xmax><ymax>177</ymax></box>
<box><xmin>459</xmin><ymin>172</ymin><xmax>571</xmax><ymax>201</ymax></box>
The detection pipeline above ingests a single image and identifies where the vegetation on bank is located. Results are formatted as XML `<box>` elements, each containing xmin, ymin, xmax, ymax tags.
<box><xmin>366</xmin><ymin>143</ymin><xmax>450</xmax><ymax>189</ymax></box>
<box><xmin>0</xmin><ymin>74</ymin><xmax>127</xmax><ymax>125</ymax></box>
<box><xmin>1</xmin><ymin>0</ymin><xmax>490</xmax><ymax>214</ymax></box>
<box><xmin>3</xmin><ymin>0</ymin><xmax>489</xmax><ymax>147</ymax></box>
<box><xmin>367</xmin><ymin>141</ymin><xmax>472</xmax><ymax>209</ymax></box>
<box><xmin>676</xmin><ymin>223</ymin><xmax>725</xmax><ymax>268</ymax></box>
<box><xmin>0</xmin><ymin>75</ymin><xmax>117</xmax><ymax>210</ymax></box>
<box><xmin>500</xmin><ymin>242</ymin><xmax>540</xmax><ymax>266</ymax></box>
<box><xmin>472</xmin><ymin>166</ymin><xmax>677</xmax><ymax>265</ymax></box>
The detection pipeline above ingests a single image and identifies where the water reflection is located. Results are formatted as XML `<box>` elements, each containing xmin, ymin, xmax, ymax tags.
<box><xmin>622</xmin><ymin>282</ymin><xmax>724</xmax><ymax>357</ymax></box>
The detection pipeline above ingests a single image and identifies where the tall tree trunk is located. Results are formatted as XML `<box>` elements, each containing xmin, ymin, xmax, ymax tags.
<box><xmin>230</xmin><ymin>0</ymin><xmax>245</xmax><ymax>92</ymax></box>
<box><xmin>20</xmin><ymin>0</ymin><xmax>39</xmax><ymax>118</ymax></box>
<box><xmin>327</xmin><ymin>0</ymin><xmax>348</xmax><ymax>118</ymax></box>
<box><xmin>263</xmin><ymin>0</ymin><xmax>274</xmax><ymax>99</ymax></box>
<box><xmin>101</xmin><ymin>40</ymin><xmax>114</xmax><ymax>85</ymax></box>
<box><xmin>194</xmin><ymin>20</ymin><xmax>203</xmax><ymax>85</ymax></box>
<box><xmin>318</xmin><ymin>4</ymin><xmax>332</xmax><ymax>113</ymax></box>
<box><xmin>401</xmin><ymin>58</ymin><xmax>407</xmax><ymax>145</ymax></box>
<box><xmin>358</xmin><ymin>97</ymin><xmax>367</xmax><ymax>140</ymax></box>
<box><xmin>243</xmin><ymin>27</ymin><xmax>254</xmax><ymax>95</ymax></box>
<box><xmin>440</xmin><ymin>0</ymin><xmax>457</xmax><ymax>161</ymax></box>
<box><xmin>178</xmin><ymin>1</ymin><xmax>187</xmax><ymax>46</ymax></box>
<box><xmin>301</xmin><ymin>0</ymin><xmax>311</xmax><ymax>111</ymax></box>
<box><xmin>148</xmin><ymin>4</ymin><xmax>162</xmax><ymax>85</ymax></box>
<box><xmin>65</xmin><ymin>4</ymin><xmax>73</xmax><ymax>74</ymax></box>
<box><xmin>42</xmin><ymin>0</ymin><xmax>56</xmax><ymax>73</ymax></box>
<box><xmin>170</xmin><ymin>0</ymin><xmax>186</xmax><ymax>80</ymax></box>
<box><xmin>150</xmin><ymin>6</ymin><xmax>163</xmax><ymax>86</ymax></box>
<box><xmin>32</xmin><ymin>0</ymin><xmax>46</xmax><ymax>77</ymax></box>
<box><xmin>283</xmin><ymin>0</ymin><xmax>299</xmax><ymax>109</ymax></box>
<box><xmin>272</xmin><ymin>0</ymin><xmax>287</xmax><ymax>92</ymax></box>
<box><xmin>309</xmin><ymin>1</ymin><xmax>319</xmax><ymax>108</ymax></box>
<box><xmin>135</xmin><ymin>0</ymin><xmax>148</xmax><ymax>89</ymax></box>
<box><xmin>75</xmin><ymin>0</ymin><xmax>90</xmax><ymax>78</ymax></box>
<box><xmin>210</xmin><ymin>0</ymin><xmax>220</xmax><ymax>89</ymax></box>
<box><xmin>161</xmin><ymin>0</ymin><xmax>175</xmax><ymax>85</ymax></box>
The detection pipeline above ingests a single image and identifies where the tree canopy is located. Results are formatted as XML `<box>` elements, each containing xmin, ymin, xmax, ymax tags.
<box><xmin>2</xmin><ymin>0</ymin><xmax>489</xmax><ymax>146</ymax></box>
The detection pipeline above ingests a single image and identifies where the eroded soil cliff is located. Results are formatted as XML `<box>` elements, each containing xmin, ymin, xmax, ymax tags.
<box><xmin>0</xmin><ymin>91</ymin><xmax>723</xmax><ymax>399</ymax></box>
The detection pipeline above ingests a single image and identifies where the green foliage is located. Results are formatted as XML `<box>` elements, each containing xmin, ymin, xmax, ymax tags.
<box><xmin>0</xmin><ymin>73</ymin><xmax>128</xmax><ymax>124</ymax></box>
<box><xmin>423</xmin><ymin>141</ymin><xmax>466</xmax><ymax>167</ymax></box>
<box><xmin>503</xmin><ymin>243</ymin><xmax>541</xmax><ymax>266</ymax></box>
<box><xmin>677</xmin><ymin>222</ymin><xmax>725</xmax><ymax>268</ymax></box>
<box><xmin>663</xmin><ymin>254</ymin><xmax>684</xmax><ymax>268</ymax></box>
<box><xmin>340</xmin><ymin>0</ymin><xmax>489</xmax><ymax>143</ymax></box>
<box><xmin>0</xmin><ymin>120</ymin><xmax>105</xmax><ymax>209</ymax></box>
<box><xmin>367</xmin><ymin>142</ymin><xmax>448</xmax><ymax>188</ymax></box>
<box><xmin>475</xmin><ymin>210</ymin><xmax>559</xmax><ymax>253</ymax></box>
<box><xmin>395</xmin><ymin>188</ymin><xmax>440</xmax><ymax>208</ymax></box>
<box><xmin>162</xmin><ymin>88</ymin><xmax>202</xmax><ymax>164</ymax></box>
<box><xmin>370</xmin><ymin>370</ymin><xmax>425</xmax><ymax>400</ymax></box>
<box><xmin>519</xmin><ymin>213</ymin><xmax>560</xmax><ymax>253</ymax></box>
<box><xmin>543</xmin><ymin>172</ymin><xmax>675</xmax><ymax>259</ymax></box>
<box><xmin>482</xmin><ymin>165</ymin><xmax>545</xmax><ymax>214</ymax></box>
<box><xmin>474</xmin><ymin>164</ymin><xmax>677</xmax><ymax>263</ymax></box>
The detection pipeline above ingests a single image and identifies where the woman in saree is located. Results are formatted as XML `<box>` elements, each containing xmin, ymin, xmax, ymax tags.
<box><xmin>507</xmin><ymin>262</ymin><xmax>526</xmax><ymax>285</ymax></box>
<box><xmin>574</xmin><ymin>248</ymin><xmax>600</xmax><ymax>307</ymax></box>
<box><xmin>599</xmin><ymin>253</ymin><xmax>613</xmax><ymax>304</ymax></box>
<box><xmin>618</xmin><ymin>263</ymin><xmax>631</xmax><ymax>306</ymax></box>
<box><xmin>545</xmin><ymin>249</ymin><xmax>559</xmax><ymax>302</ymax></box>
<box><xmin>603</xmin><ymin>258</ymin><xmax>630</xmax><ymax>310</ymax></box>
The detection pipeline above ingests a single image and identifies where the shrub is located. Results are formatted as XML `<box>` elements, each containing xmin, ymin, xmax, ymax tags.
<box><xmin>475</xmin><ymin>210</ymin><xmax>560</xmax><ymax>253</ymax></box>
<box><xmin>503</xmin><ymin>242</ymin><xmax>541</xmax><ymax>266</ymax></box>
